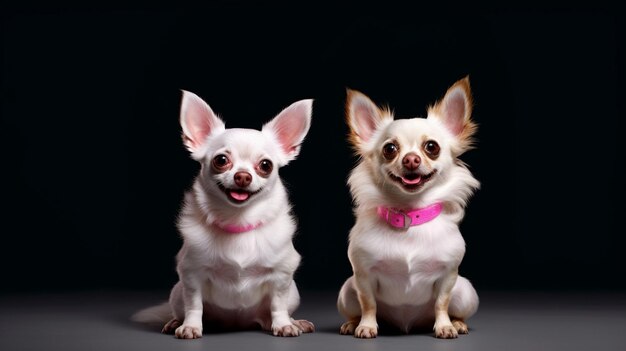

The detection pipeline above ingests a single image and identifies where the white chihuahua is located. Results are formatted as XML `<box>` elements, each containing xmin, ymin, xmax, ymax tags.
<box><xmin>337</xmin><ymin>77</ymin><xmax>480</xmax><ymax>339</ymax></box>
<box><xmin>133</xmin><ymin>91</ymin><xmax>314</xmax><ymax>338</ymax></box>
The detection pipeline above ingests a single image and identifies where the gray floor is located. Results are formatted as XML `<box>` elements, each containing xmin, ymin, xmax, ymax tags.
<box><xmin>1</xmin><ymin>290</ymin><xmax>625</xmax><ymax>351</ymax></box>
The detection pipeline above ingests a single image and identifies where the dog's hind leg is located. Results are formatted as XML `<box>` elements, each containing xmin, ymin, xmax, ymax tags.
<box><xmin>162</xmin><ymin>281</ymin><xmax>185</xmax><ymax>334</ymax></box>
<box><xmin>448</xmin><ymin>275</ymin><xmax>479</xmax><ymax>334</ymax></box>
<box><xmin>337</xmin><ymin>276</ymin><xmax>363</xmax><ymax>336</ymax></box>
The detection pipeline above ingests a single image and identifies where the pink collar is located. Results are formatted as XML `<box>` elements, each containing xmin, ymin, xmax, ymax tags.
<box><xmin>212</xmin><ymin>221</ymin><xmax>263</xmax><ymax>234</ymax></box>
<box><xmin>376</xmin><ymin>203</ymin><xmax>443</xmax><ymax>229</ymax></box>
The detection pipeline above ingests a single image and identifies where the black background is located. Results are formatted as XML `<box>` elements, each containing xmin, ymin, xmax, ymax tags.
<box><xmin>2</xmin><ymin>2</ymin><xmax>624</xmax><ymax>294</ymax></box>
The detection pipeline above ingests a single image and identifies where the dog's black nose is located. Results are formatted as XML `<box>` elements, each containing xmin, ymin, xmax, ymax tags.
<box><xmin>402</xmin><ymin>153</ymin><xmax>421</xmax><ymax>170</ymax></box>
<box><xmin>234</xmin><ymin>171</ymin><xmax>252</xmax><ymax>188</ymax></box>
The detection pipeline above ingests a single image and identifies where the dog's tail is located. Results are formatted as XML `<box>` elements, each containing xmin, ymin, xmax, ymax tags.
<box><xmin>131</xmin><ymin>302</ymin><xmax>172</xmax><ymax>326</ymax></box>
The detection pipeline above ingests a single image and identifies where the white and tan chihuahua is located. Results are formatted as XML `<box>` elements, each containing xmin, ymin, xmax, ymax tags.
<box><xmin>133</xmin><ymin>91</ymin><xmax>314</xmax><ymax>338</ymax></box>
<box><xmin>337</xmin><ymin>77</ymin><xmax>480</xmax><ymax>339</ymax></box>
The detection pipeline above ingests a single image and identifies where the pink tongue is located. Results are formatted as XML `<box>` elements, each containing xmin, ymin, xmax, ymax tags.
<box><xmin>229</xmin><ymin>190</ymin><xmax>250</xmax><ymax>201</ymax></box>
<box><xmin>401</xmin><ymin>176</ymin><xmax>422</xmax><ymax>185</ymax></box>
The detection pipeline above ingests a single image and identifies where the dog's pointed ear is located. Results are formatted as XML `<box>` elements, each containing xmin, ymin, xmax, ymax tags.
<box><xmin>180</xmin><ymin>90</ymin><xmax>226</xmax><ymax>154</ymax></box>
<box><xmin>262</xmin><ymin>99</ymin><xmax>313</xmax><ymax>164</ymax></box>
<box><xmin>346</xmin><ymin>89</ymin><xmax>393</xmax><ymax>152</ymax></box>
<box><xmin>428</xmin><ymin>76</ymin><xmax>477</xmax><ymax>152</ymax></box>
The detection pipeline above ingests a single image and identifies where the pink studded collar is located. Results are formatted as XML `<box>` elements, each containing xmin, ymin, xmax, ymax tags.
<box><xmin>376</xmin><ymin>202</ymin><xmax>443</xmax><ymax>229</ymax></box>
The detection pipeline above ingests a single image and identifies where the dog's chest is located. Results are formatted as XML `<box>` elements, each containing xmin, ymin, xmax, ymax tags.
<box><xmin>371</xmin><ymin>249</ymin><xmax>449</xmax><ymax>293</ymax></box>
<box><xmin>207</xmin><ymin>261</ymin><xmax>274</xmax><ymax>284</ymax></box>
<box><xmin>203</xmin><ymin>257</ymin><xmax>277</xmax><ymax>309</ymax></box>
<box><xmin>366</xmin><ymin>231</ymin><xmax>463</xmax><ymax>306</ymax></box>
<box><xmin>371</xmin><ymin>255</ymin><xmax>446</xmax><ymax>306</ymax></box>
<box><xmin>201</xmin><ymin>232</ymin><xmax>281</xmax><ymax>286</ymax></box>
<box><xmin>372</xmin><ymin>256</ymin><xmax>447</xmax><ymax>281</ymax></box>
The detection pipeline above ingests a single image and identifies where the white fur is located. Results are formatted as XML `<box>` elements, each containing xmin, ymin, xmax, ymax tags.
<box><xmin>133</xmin><ymin>92</ymin><xmax>314</xmax><ymax>338</ymax></box>
<box><xmin>338</xmin><ymin>81</ymin><xmax>480</xmax><ymax>338</ymax></box>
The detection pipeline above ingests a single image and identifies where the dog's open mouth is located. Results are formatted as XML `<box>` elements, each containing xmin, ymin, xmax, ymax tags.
<box><xmin>218</xmin><ymin>185</ymin><xmax>261</xmax><ymax>204</ymax></box>
<box><xmin>387</xmin><ymin>170</ymin><xmax>437</xmax><ymax>192</ymax></box>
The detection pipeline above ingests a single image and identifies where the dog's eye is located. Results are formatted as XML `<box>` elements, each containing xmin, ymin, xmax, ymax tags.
<box><xmin>423</xmin><ymin>140</ymin><xmax>440</xmax><ymax>158</ymax></box>
<box><xmin>382</xmin><ymin>142</ymin><xmax>399</xmax><ymax>160</ymax></box>
<box><xmin>212</xmin><ymin>154</ymin><xmax>231</xmax><ymax>171</ymax></box>
<box><xmin>257</xmin><ymin>159</ymin><xmax>273</xmax><ymax>177</ymax></box>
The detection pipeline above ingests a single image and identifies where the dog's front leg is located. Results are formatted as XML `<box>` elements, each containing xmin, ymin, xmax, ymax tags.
<box><xmin>433</xmin><ymin>270</ymin><xmax>459</xmax><ymax>339</ymax></box>
<box><xmin>353</xmin><ymin>269</ymin><xmax>378</xmax><ymax>338</ymax></box>
<box><xmin>269</xmin><ymin>280</ymin><xmax>302</xmax><ymax>337</ymax></box>
<box><xmin>175</xmin><ymin>274</ymin><xmax>203</xmax><ymax>339</ymax></box>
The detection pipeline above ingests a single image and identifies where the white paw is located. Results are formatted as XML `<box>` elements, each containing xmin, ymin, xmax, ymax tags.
<box><xmin>435</xmin><ymin>324</ymin><xmax>458</xmax><ymax>339</ymax></box>
<box><xmin>272</xmin><ymin>324</ymin><xmax>303</xmax><ymax>337</ymax></box>
<box><xmin>354</xmin><ymin>324</ymin><xmax>378</xmax><ymax>339</ymax></box>
<box><xmin>174</xmin><ymin>324</ymin><xmax>202</xmax><ymax>339</ymax></box>
<box><xmin>291</xmin><ymin>319</ymin><xmax>315</xmax><ymax>333</ymax></box>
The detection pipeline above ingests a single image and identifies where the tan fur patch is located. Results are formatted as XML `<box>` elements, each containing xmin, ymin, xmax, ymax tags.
<box><xmin>435</xmin><ymin>294</ymin><xmax>451</xmax><ymax>315</ymax></box>
<box><xmin>345</xmin><ymin>89</ymin><xmax>364</xmax><ymax>151</ymax></box>
<box><xmin>345</xmin><ymin>89</ymin><xmax>393</xmax><ymax>154</ymax></box>
<box><xmin>427</xmin><ymin>76</ymin><xmax>477</xmax><ymax>153</ymax></box>
<box><xmin>358</xmin><ymin>294</ymin><xmax>376</xmax><ymax>317</ymax></box>
<box><xmin>452</xmin><ymin>319</ymin><xmax>469</xmax><ymax>334</ymax></box>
